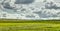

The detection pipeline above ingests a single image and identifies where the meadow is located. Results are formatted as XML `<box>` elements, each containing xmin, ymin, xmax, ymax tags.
<box><xmin>0</xmin><ymin>19</ymin><xmax>60</xmax><ymax>31</ymax></box>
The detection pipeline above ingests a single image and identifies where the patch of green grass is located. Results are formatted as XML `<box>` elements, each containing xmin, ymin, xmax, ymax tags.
<box><xmin>0</xmin><ymin>23</ymin><xmax>60</xmax><ymax>31</ymax></box>
<box><xmin>0</xmin><ymin>19</ymin><xmax>60</xmax><ymax>31</ymax></box>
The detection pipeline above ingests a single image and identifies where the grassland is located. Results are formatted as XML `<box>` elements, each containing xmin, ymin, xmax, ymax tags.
<box><xmin>0</xmin><ymin>19</ymin><xmax>60</xmax><ymax>31</ymax></box>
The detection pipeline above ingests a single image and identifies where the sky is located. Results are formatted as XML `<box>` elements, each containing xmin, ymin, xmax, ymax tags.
<box><xmin>0</xmin><ymin>0</ymin><xmax>60</xmax><ymax>20</ymax></box>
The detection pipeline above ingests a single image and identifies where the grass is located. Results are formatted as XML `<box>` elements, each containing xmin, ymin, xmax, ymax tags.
<box><xmin>0</xmin><ymin>19</ymin><xmax>60</xmax><ymax>31</ymax></box>
<box><xmin>0</xmin><ymin>23</ymin><xmax>60</xmax><ymax>31</ymax></box>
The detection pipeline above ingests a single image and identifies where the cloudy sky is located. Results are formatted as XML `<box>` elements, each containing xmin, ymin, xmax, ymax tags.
<box><xmin>0</xmin><ymin>0</ymin><xmax>60</xmax><ymax>20</ymax></box>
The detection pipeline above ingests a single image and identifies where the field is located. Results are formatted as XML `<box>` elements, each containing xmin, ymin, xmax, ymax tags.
<box><xmin>0</xmin><ymin>19</ymin><xmax>60</xmax><ymax>31</ymax></box>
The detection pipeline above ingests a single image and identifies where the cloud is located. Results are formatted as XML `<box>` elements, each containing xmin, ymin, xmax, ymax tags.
<box><xmin>0</xmin><ymin>0</ymin><xmax>60</xmax><ymax>19</ymax></box>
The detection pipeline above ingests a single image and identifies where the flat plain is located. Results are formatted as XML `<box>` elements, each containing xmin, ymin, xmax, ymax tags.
<box><xmin>0</xmin><ymin>19</ymin><xmax>60</xmax><ymax>31</ymax></box>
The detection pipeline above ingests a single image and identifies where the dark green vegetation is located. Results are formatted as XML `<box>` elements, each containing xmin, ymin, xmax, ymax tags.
<box><xmin>0</xmin><ymin>19</ymin><xmax>60</xmax><ymax>23</ymax></box>
<box><xmin>0</xmin><ymin>19</ymin><xmax>60</xmax><ymax>22</ymax></box>
<box><xmin>0</xmin><ymin>19</ymin><xmax>60</xmax><ymax>31</ymax></box>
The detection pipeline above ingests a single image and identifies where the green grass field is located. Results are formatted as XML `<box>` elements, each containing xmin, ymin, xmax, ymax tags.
<box><xmin>0</xmin><ymin>19</ymin><xmax>60</xmax><ymax>31</ymax></box>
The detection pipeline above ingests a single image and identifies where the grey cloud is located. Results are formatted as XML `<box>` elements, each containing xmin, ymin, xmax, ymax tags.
<box><xmin>45</xmin><ymin>2</ymin><xmax>60</xmax><ymax>10</ymax></box>
<box><xmin>15</xmin><ymin>0</ymin><xmax>34</xmax><ymax>4</ymax></box>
